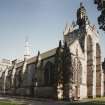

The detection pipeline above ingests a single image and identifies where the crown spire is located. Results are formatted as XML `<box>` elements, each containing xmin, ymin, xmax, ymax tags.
<box><xmin>76</xmin><ymin>2</ymin><xmax>89</xmax><ymax>29</ymax></box>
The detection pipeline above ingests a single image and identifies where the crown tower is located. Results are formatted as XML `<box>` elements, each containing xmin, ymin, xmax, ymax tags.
<box><xmin>77</xmin><ymin>2</ymin><xmax>90</xmax><ymax>29</ymax></box>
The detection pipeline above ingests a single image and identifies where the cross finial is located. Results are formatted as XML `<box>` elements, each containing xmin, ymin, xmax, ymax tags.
<box><xmin>80</xmin><ymin>0</ymin><xmax>83</xmax><ymax>2</ymax></box>
<box><xmin>25</xmin><ymin>36</ymin><xmax>28</xmax><ymax>42</ymax></box>
<box><xmin>80</xmin><ymin>1</ymin><xmax>83</xmax><ymax>7</ymax></box>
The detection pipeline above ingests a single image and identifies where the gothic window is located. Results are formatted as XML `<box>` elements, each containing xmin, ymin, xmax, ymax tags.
<box><xmin>77</xmin><ymin>60</ymin><xmax>82</xmax><ymax>84</ymax></box>
<box><xmin>44</xmin><ymin>61</ymin><xmax>54</xmax><ymax>86</ymax></box>
<box><xmin>14</xmin><ymin>67</ymin><xmax>22</xmax><ymax>88</ymax></box>
<box><xmin>87</xmin><ymin>35</ymin><xmax>93</xmax><ymax>97</ymax></box>
<box><xmin>17</xmin><ymin>70</ymin><xmax>22</xmax><ymax>87</ymax></box>
<box><xmin>96</xmin><ymin>43</ymin><xmax>101</xmax><ymax>96</ymax></box>
<box><xmin>7</xmin><ymin>70</ymin><xmax>12</xmax><ymax>89</ymax></box>
<box><xmin>72</xmin><ymin>57</ymin><xmax>82</xmax><ymax>84</ymax></box>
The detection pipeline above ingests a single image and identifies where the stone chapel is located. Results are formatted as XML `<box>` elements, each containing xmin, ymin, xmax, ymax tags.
<box><xmin>0</xmin><ymin>3</ymin><xmax>104</xmax><ymax>100</ymax></box>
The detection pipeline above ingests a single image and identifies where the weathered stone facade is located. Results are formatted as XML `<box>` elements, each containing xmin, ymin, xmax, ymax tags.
<box><xmin>0</xmin><ymin>3</ymin><xmax>104</xmax><ymax>100</ymax></box>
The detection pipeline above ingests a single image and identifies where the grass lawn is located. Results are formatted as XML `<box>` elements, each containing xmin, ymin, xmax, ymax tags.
<box><xmin>0</xmin><ymin>101</ymin><xmax>22</xmax><ymax>105</ymax></box>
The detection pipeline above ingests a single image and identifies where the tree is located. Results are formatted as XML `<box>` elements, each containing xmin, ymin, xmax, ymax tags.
<box><xmin>62</xmin><ymin>42</ymin><xmax>73</xmax><ymax>100</ymax></box>
<box><xmin>94</xmin><ymin>0</ymin><xmax>105</xmax><ymax>31</ymax></box>
<box><xmin>54</xmin><ymin>40</ymin><xmax>64</xmax><ymax>99</ymax></box>
<box><xmin>62</xmin><ymin>42</ymin><xmax>73</xmax><ymax>85</ymax></box>
<box><xmin>54</xmin><ymin>41</ymin><xmax>73</xmax><ymax>100</ymax></box>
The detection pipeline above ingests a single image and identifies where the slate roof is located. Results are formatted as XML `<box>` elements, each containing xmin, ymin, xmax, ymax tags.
<box><xmin>40</xmin><ymin>48</ymin><xmax>56</xmax><ymax>60</ymax></box>
<box><xmin>15</xmin><ymin>47</ymin><xmax>57</xmax><ymax>66</ymax></box>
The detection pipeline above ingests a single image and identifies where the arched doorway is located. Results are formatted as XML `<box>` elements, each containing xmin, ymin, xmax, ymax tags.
<box><xmin>96</xmin><ymin>43</ymin><xmax>101</xmax><ymax>97</ymax></box>
<box><xmin>87</xmin><ymin>35</ymin><xmax>93</xmax><ymax>98</ymax></box>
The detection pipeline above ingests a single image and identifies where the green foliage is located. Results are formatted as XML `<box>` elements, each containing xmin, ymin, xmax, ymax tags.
<box><xmin>54</xmin><ymin>41</ymin><xmax>73</xmax><ymax>85</ymax></box>
<box><xmin>54</xmin><ymin>41</ymin><xmax>73</xmax><ymax>99</ymax></box>
<box><xmin>94</xmin><ymin>0</ymin><xmax>105</xmax><ymax>31</ymax></box>
<box><xmin>54</xmin><ymin>41</ymin><xmax>62</xmax><ymax>83</ymax></box>
<box><xmin>62</xmin><ymin>42</ymin><xmax>73</xmax><ymax>84</ymax></box>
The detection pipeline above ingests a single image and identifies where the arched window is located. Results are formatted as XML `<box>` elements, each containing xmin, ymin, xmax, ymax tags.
<box><xmin>44</xmin><ymin>61</ymin><xmax>54</xmax><ymax>86</ymax></box>
<box><xmin>96</xmin><ymin>43</ymin><xmax>101</xmax><ymax>97</ymax></box>
<box><xmin>87</xmin><ymin>35</ymin><xmax>93</xmax><ymax>97</ymax></box>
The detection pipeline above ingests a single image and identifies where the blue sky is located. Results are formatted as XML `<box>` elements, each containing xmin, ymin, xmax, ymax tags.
<box><xmin>0</xmin><ymin>0</ymin><xmax>105</xmax><ymax>61</ymax></box>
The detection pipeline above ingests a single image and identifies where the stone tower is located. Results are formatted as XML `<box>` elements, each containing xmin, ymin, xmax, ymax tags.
<box><xmin>64</xmin><ymin>2</ymin><xmax>104</xmax><ymax>99</ymax></box>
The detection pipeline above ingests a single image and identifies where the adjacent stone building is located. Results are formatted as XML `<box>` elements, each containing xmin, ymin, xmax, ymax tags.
<box><xmin>0</xmin><ymin>3</ymin><xmax>104</xmax><ymax>100</ymax></box>
<box><xmin>0</xmin><ymin>58</ymin><xmax>11</xmax><ymax>94</ymax></box>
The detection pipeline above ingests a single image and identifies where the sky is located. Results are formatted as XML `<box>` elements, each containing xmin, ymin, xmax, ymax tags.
<box><xmin>0</xmin><ymin>0</ymin><xmax>105</xmax><ymax>61</ymax></box>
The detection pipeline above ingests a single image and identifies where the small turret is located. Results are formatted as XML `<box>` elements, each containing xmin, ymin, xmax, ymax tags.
<box><xmin>59</xmin><ymin>40</ymin><xmax>62</xmax><ymax>48</ymax></box>
<box><xmin>37</xmin><ymin>51</ymin><xmax>41</xmax><ymax>61</ymax></box>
